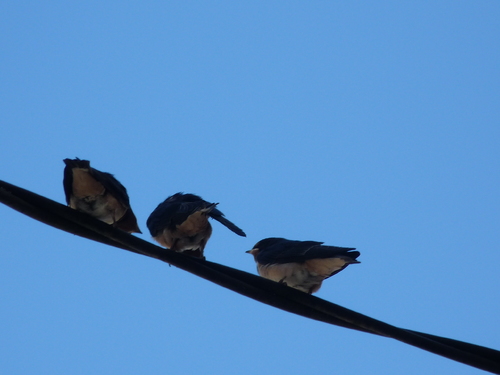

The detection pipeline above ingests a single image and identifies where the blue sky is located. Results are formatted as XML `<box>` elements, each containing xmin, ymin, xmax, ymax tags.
<box><xmin>1</xmin><ymin>1</ymin><xmax>499</xmax><ymax>374</ymax></box>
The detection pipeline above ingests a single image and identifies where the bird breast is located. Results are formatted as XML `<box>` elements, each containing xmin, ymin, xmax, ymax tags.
<box><xmin>70</xmin><ymin>169</ymin><xmax>105</xmax><ymax>198</ymax></box>
<box><xmin>257</xmin><ymin>257</ymin><xmax>352</xmax><ymax>293</ymax></box>
<box><xmin>69</xmin><ymin>169</ymin><xmax>127</xmax><ymax>224</ymax></box>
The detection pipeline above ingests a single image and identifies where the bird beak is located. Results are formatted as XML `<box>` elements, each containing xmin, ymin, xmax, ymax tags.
<box><xmin>246</xmin><ymin>248</ymin><xmax>258</xmax><ymax>254</ymax></box>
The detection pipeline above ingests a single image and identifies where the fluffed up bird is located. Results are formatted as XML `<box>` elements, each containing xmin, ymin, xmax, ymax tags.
<box><xmin>147</xmin><ymin>193</ymin><xmax>246</xmax><ymax>259</ymax></box>
<box><xmin>63</xmin><ymin>158</ymin><xmax>141</xmax><ymax>233</ymax></box>
<box><xmin>246</xmin><ymin>237</ymin><xmax>360</xmax><ymax>294</ymax></box>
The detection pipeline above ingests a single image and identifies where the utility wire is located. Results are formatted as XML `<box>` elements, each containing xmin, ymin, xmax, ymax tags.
<box><xmin>1</xmin><ymin>179</ymin><xmax>499</xmax><ymax>374</ymax></box>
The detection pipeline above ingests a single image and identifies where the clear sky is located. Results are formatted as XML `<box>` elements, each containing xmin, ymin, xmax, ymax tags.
<box><xmin>1</xmin><ymin>2</ymin><xmax>499</xmax><ymax>374</ymax></box>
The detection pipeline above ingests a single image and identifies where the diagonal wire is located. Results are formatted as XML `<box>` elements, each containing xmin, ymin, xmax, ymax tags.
<box><xmin>1</xmin><ymin>179</ymin><xmax>499</xmax><ymax>374</ymax></box>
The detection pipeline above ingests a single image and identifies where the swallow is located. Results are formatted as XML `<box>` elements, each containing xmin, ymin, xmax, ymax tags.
<box><xmin>146</xmin><ymin>193</ymin><xmax>246</xmax><ymax>259</ymax></box>
<box><xmin>246</xmin><ymin>237</ymin><xmax>360</xmax><ymax>294</ymax></box>
<box><xmin>63</xmin><ymin>158</ymin><xmax>141</xmax><ymax>233</ymax></box>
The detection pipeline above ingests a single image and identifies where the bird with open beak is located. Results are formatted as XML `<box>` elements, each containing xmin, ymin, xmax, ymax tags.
<box><xmin>147</xmin><ymin>193</ymin><xmax>246</xmax><ymax>259</ymax></box>
<box><xmin>247</xmin><ymin>237</ymin><xmax>360</xmax><ymax>294</ymax></box>
<box><xmin>63</xmin><ymin>158</ymin><xmax>141</xmax><ymax>233</ymax></box>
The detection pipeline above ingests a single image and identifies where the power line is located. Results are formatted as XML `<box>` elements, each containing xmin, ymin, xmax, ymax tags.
<box><xmin>1</xmin><ymin>179</ymin><xmax>499</xmax><ymax>374</ymax></box>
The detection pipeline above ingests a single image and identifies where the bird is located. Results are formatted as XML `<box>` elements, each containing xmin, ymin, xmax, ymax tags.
<box><xmin>63</xmin><ymin>158</ymin><xmax>141</xmax><ymax>233</ymax></box>
<box><xmin>246</xmin><ymin>237</ymin><xmax>360</xmax><ymax>294</ymax></box>
<box><xmin>147</xmin><ymin>193</ymin><xmax>246</xmax><ymax>259</ymax></box>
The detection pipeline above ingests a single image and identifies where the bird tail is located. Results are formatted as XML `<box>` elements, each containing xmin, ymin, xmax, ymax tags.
<box><xmin>208</xmin><ymin>205</ymin><xmax>246</xmax><ymax>237</ymax></box>
<box><xmin>346</xmin><ymin>250</ymin><xmax>361</xmax><ymax>263</ymax></box>
<box><xmin>324</xmin><ymin>250</ymin><xmax>361</xmax><ymax>279</ymax></box>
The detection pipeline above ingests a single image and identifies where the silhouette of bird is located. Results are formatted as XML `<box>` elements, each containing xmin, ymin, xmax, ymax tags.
<box><xmin>147</xmin><ymin>193</ymin><xmax>246</xmax><ymax>259</ymax></box>
<box><xmin>63</xmin><ymin>158</ymin><xmax>141</xmax><ymax>233</ymax></box>
<box><xmin>247</xmin><ymin>237</ymin><xmax>359</xmax><ymax>294</ymax></box>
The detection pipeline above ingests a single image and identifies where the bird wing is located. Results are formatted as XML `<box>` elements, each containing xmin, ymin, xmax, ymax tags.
<box><xmin>62</xmin><ymin>165</ymin><xmax>74</xmax><ymax>205</ymax></box>
<box><xmin>88</xmin><ymin>168</ymin><xmax>131</xmax><ymax>208</ymax></box>
<box><xmin>257</xmin><ymin>239</ymin><xmax>358</xmax><ymax>265</ymax></box>
<box><xmin>146</xmin><ymin>195</ymin><xmax>207</xmax><ymax>236</ymax></box>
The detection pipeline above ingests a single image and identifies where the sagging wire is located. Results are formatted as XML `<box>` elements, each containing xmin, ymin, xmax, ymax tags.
<box><xmin>1</xmin><ymin>179</ymin><xmax>499</xmax><ymax>374</ymax></box>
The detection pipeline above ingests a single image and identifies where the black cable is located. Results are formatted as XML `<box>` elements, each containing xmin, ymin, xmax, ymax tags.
<box><xmin>1</xmin><ymin>179</ymin><xmax>499</xmax><ymax>374</ymax></box>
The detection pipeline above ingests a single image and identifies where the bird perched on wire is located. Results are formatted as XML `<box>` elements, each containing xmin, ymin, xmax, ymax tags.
<box><xmin>63</xmin><ymin>158</ymin><xmax>141</xmax><ymax>233</ymax></box>
<box><xmin>246</xmin><ymin>237</ymin><xmax>360</xmax><ymax>294</ymax></box>
<box><xmin>147</xmin><ymin>193</ymin><xmax>246</xmax><ymax>259</ymax></box>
